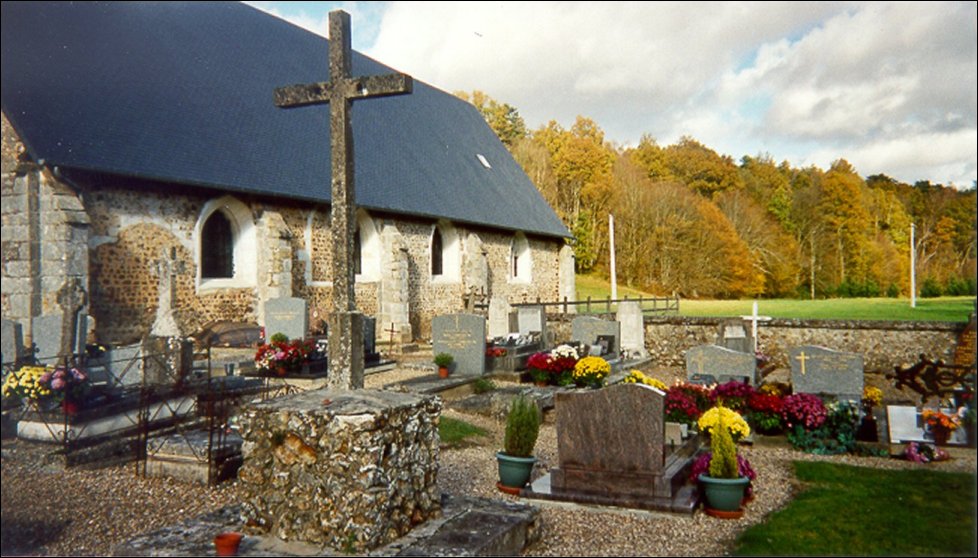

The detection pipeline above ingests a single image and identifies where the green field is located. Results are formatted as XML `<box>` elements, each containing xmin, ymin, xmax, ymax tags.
<box><xmin>576</xmin><ymin>275</ymin><xmax>975</xmax><ymax>322</ymax></box>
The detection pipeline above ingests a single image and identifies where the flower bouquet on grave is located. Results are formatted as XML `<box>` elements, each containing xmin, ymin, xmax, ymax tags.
<box><xmin>904</xmin><ymin>441</ymin><xmax>950</xmax><ymax>463</ymax></box>
<box><xmin>664</xmin><ymin>388</ymin><xmax>701</xmax><ymax>428</ymax></box>
<box><xmin>711</xmin><ymin>380</ymin><xmax>755</xmax><ymax>413</ymax></box>
<box><xmin>2</xmin><ymin>365</ymin><xmax>89</xmax><ymax>413</ymax></box>
<box><xmin>921</xmin><ymin>409</ymin><xmax>960</xmax><ymax>446</ymax></box>
<box><xmin>622</xmin><ymin>370</ymin><xmax>668</xmax><ymax>391</ymax></box>
<box><xmin>254</xmin><ymin>339</ymin><xmax>314</xmax><ymax>376</ymax></box>
<box><xmin>571</xmin><ymin>356</ymin><xmax>610</xmax><ymax>389</ymax></box>
<box><xmin>548</xmin><ymin>345</ymin><xmax>580</xmax><ymax>386</ymax></box>
<box><xmin>526</xmin><ymin>352</ymin><xmax>553</xmax><ymax>385</ymax></box>
<box><xmin>745</xmin><ymin>392</ymin><xmax>784</xmax><ymax>435</ymax></box>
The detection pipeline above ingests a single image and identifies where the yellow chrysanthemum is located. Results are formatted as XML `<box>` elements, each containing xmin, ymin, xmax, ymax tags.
<box><xmin>698</xmin><ymin>406</ymin><xmax>751</xmax><ymax>439</ymax></box>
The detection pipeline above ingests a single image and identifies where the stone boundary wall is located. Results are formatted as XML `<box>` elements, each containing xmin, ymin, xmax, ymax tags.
<box><xmin>543</xmin><ymin>313</ymin><xmax>965</xmax><ymax>374</ymax></box>
<box><xmin>236</xmin><ymin>389</ymin><xmax>441</xmax><ymax>552</ymax></box>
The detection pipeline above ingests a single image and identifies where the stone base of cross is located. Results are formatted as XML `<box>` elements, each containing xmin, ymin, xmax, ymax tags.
<box><xmin>327</xmin><ymin>311</ymin><xmax>365</xmax><ymax>390</ymax></box>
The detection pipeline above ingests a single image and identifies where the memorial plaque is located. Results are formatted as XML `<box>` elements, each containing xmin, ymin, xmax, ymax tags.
<box><xmin>264</xmin><ymin>297</ymin><xmax>308</xmax><ymax>341</ymax></box>
<box><xmin>30</xmin><ymin>314</ymin><xmax>63</xmax><ymax>364</ymax></box>
<box><xmin>432</xmin><ymin>313</ymin><xmax>486</xmax><ymax>376</ymax></box>
<box><xmin>790</xmin><ymin>345</ymin><xmax>863</xmax><ymax>401</ymax></box>
<box><xmin>685</xmin><ymin>344</ymin><xmax>756</xmax><ymax>385</ymax></box>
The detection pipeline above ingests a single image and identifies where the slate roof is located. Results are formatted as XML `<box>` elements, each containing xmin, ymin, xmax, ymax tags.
<box><xmin>1</xmin><ymin>1</ymin><xmax>570</xmax><ymax>239</ymax></box>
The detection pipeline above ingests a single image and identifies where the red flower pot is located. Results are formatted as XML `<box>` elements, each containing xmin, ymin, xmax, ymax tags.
<box><xmin>214</xmin><ymin>532</ymin><xmax>242</xmax><ymax>556</ymax></box>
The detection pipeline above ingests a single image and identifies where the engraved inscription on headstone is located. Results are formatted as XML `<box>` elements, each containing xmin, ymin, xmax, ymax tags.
<box><xmin>789</xmin><ymin>345</ymin><xmax>863</xmax><ymax>400</ymax></box>
<box><xmin>432</xmin><ymin>313</ymin><xmax>486</xmax><ymax>376</ymax></box>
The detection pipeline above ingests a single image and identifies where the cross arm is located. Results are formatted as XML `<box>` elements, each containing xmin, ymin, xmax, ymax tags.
<box><xmin>274</xmin><ymin>74</ymin><xmax>413</xmax><ymax>108</ymax></box>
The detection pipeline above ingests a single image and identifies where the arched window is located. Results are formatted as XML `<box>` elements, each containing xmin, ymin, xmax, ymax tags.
<box><xmin>201</xmin><ymin>211</ymin><xmax>234</xmax><ymax>278</ymax></box>
<box><xmin>431</xmin><ymin>228</ymin><xmax>444</xmax><ymax>276</ymax></box>
<box><xmin>510</xmin><ymin>232</ymin><xmax>531</xmax><ymax>282</ymax></box>
<box><xmin>354</xmin><ymin>228</ymin><xmax>362</xmax><ymax>276</ymax></box>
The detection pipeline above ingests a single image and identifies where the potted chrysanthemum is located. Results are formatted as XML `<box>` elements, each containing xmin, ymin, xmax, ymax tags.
<box><xmin>696</xmin><ymin>405</ymin><xmax>752</xmax><ymax>517</ymax></box>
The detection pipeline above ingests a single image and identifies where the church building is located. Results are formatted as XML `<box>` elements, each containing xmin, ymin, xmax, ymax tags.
<box><xmin>1</xmin><ymin>2</ymin><xmax>574</xmax><ymax>351</ymax></box>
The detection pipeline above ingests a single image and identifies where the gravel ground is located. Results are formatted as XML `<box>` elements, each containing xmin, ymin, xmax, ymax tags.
<box><xmin>2</xmin><ymin>365</ymin><xmax>975</xmax><ymax>556</ymax></box>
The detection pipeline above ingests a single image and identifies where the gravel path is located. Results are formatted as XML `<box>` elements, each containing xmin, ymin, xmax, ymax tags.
<box><xmin>2</xmin><ymin>366</ymin><xmax>975</xmax><ymax>556</ymax></box>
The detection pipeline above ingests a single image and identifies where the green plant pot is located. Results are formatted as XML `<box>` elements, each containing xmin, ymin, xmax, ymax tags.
<box><xmin>496</xmin><ymin>452</ymin><xmax>536</xmax><ymax>488</ymax></box>
<box><xmin>698</xmin><ymin>474</ymin><xmax>749</xmax><ymax>512</ymax></box>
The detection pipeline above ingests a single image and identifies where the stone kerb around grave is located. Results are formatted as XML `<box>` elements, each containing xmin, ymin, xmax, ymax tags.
<box><xmin>236</xmin><ymin>389</ymin><xmax>441</xmax><ymax>552</ymax></box>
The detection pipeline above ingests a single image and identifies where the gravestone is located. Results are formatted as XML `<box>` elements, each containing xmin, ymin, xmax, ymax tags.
<box><xmin>31</xmin><ymin>314</ymin><xmax>63</xmax><ymax>364</ymax></box>
<box><xmin>2</xmin><ymin>319</ymin><xmax>24</xmax><ymax>366</ymax></box>
<box><xmin>886</xmin><ymin>405</ymin><xmax>925</xmax><ymax>444</ymax></box>
<box><xmin>571</xmin><ymin>316</ymin><xmax>620</xmax><ymax>357</ymax></box>
<box><xmin>530</xmin><ymin>383</ymin><xmax>699</xmax><ymax>513</ymax></box>
<box><xmin>616</xmin><ymin>301</ymin><xmax>647</xmax><ymax>358</ymax></box>
<box><xmin>264</xmin><ymin>297</ymin><xmax>308</xmax><ymax>341</ymax></box>
<box><xmin>685</xmin><ymin>344</ymin><xmax>756</xmax><ymax>385</ymax></box>
<box><xmin>75</xmin><ymin>313</ymin><xmax>90</xmax><ymax>355</ymax></box>
<box><xmin>789</xmin><ymin>345</ymin><xmax>863</xmax><ymax>401</ymax></box>
<box><xmin>432</xmin><ymin>313</ymin><xmax>486</xmax><ymax>376</ymax></box>
<box><xmin>487</xmin><ymin>296</ymin><xmax>511</xmax><ymax>338</ymax></box>
<box><xmin>363</xmin><ymin>315</ymin><xmax>378</xmax><ymax>364</ymax></box>
<box><xmin>953</xmin><ymin>313</ymin><xmax>976</xmax><ymax>368</ymax></box>
<box><xmin>717</xmin><ymin>319</ymin><xmax>752</xmax><ymax>354</ymax></box>
<box><xmin>517</xmin><ymin>306</ymin><xmax>547</xmax><ymax>344</ymax></box>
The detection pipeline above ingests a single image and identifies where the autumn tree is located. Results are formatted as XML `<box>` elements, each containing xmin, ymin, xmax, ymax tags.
<box><xmin>455</xmin><ymin>90</ymin><xmax>527</xmax><ymax>146</ymax></box>
<box><xmin>663</xmin><ymin>136</ymin><xmax>744</xmax><ymax>196</ymax></box>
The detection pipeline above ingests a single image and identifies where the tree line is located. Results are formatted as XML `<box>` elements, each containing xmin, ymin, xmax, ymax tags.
<box><xmin>457</xmin><ymin>91</ymin><xmax>977</xmax><ymax>299</ymax></box>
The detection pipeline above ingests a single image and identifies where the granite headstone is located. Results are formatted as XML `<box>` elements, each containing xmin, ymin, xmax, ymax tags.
<box><xmin>517</xmin><ymin>306</ymin><xmax>547</xmax><ymax>344</ymax></box>
<box><xmin>717</xmin><ymin>319</ymin><xmax>752</xmax><ymax>354</ymax></box>
<box><xmin>616</xmin><ymin>301</ymin><xmax>647</xmax><ymax>358</ymax></box>
<box><xmin>571</xmin><ymin>316</ymin><xmax>620</xmax><ymax>357</ymax></box>
<box><xmin>789</xmin><ymin>345</ymin><xmax>863</xmax><ymax>401</ymax></box>
<box><xmin>264</xmin><ymin>297</ymin><xmax>308</xmax><ymax>341</ymax></box>
<box><xmin>685</xmin><ymin>344</ymin><xmax>757</xmax><ymax>385</ymax></box>
<box><xmin>551</xmin><ymin>383</ymin><xmax>666</xmax><ymax>498</ymax></box>
<box><xmin>1</xmin><ymin>319</ymin><xmax>24</xmax><ymax>366</ymax></box>
<box><xmin>432</xmin><ymin>313</ymin><xmax>486</xmax><ymax>376</ymax></box>
<box><xmin>487</xmin><ymin>297</ymin><xmax>511</xmax><ymax>339</ymax></box>
<box><xmin>30</xmin><ymin>314</ymin><xmax>63</xmax><ymax>365</ymax></box>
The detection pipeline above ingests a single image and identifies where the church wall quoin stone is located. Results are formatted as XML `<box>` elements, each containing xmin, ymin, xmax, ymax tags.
<box><xmin>2</xmin><ymin>111</ymin><xmax>565</xmax><ymax>346</ymax></box>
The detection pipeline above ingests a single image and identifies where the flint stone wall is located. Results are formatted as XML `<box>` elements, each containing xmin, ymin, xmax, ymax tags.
<box><xmin>640</xmin><ymin>316</ymin><xmax>962</xmax><ymax>372</ymax></box>
<box><xmin>236</xmin><ymin>389</ymin><xmax>441</xmax><ymax>552</ymax></box>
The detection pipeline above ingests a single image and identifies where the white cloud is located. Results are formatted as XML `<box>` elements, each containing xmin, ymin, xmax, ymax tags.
<box><xmin>266</xmin><ymin>1</ymin><xmax>978</xmax><ymax>187</ymax></box>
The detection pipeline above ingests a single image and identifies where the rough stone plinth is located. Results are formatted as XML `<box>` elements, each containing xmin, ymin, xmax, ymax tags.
<box><xmin>236</xmin><ymin>389</ymin><xmax>441</xmax><ymax>552</ymax></box>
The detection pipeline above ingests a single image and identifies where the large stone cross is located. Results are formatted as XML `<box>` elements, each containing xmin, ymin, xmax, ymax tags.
<box><xmin>740</xmin><ymin>301</ymin><xmax>771</xmax><ymax>353</ymax></box>
<box><xmin>274</xmin><ymin>10</ymin><xmax>412</xmax><ymax>389</ymax></box>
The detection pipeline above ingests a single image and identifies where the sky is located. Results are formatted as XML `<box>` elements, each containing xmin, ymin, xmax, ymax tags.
<box><xmin>246</xmin><ymin>1</ymin><xmax>977</xmax><ymax>189</ymax></box>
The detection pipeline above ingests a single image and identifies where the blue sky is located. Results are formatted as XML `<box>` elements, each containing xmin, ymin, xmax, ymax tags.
<box><xmin>247</xmin><ymin>1</ymin><xmax>977</xmax><ymax>188</ymax></box>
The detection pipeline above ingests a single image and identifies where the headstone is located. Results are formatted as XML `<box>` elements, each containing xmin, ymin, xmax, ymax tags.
<box><xmin>274</xmin><ymin>10</ymin><xmax>412</xmax><ymax>390</ymax></box>
<box><xmin>886</xmin><ymin>405</ymin><xmax>925</xmax><ymax>444</ymax></box>
<box><xmin>363</xmin><ymin>315</ymin><xmax>378</xmax><ymax>363</ymax></box>
<box><xmin>953</xmin><ymin>313</ymin><xmax>976</xmax><ymax>368</ymax></box>
<box><xmin>55</xmin><ymin>277</ymin><xmax>87</xmax><ymax>359</ymax></box>
<box><xmin>616</xmin><ymin>301</ymin><xmax>647</xmax><ymax>358</ymax></box>
<box><xmin>664</xmin><ymin>422</ymin><xmax>684</xmax><ymax>446</ymax></box>
<box><xmin>264</xmin><ymin>297</ymin><xmax>308</xmax><ymax>341</ymax></box>
<box><xmin>571</xmin><ymin>316</ymin><xmax>620</xmax><ymax>357</ymax></box>
<box><xmin>517</xmin><ymin>306</ymin><xmax>547</xmax><ymax>344</ymax></box>
<box><xmin>487</xmin><ymin>297</ymin><xmax>511</xmax><ymax>338</ymax></box>
<box><xmin>789</xmin><ymin>345</ymin><xmax>863</xmax><ymax>401</ymax></box>
<box><xmin>432</xmin><ymin>313</ymin><xmax>486</xmax><ymax>376</ymax></box>
<box><xmin>75</xmin><ymin>313</ymin><xmax>89</xmax><ymax>355</ymax></box>
<box><xmin>550</xmin><ymin>383</ymin><xmax>668</xmax><ymax>498</ymax></box>
<box><xmin>31</xmin><ymin>314</ymin><xmax>63</xmax><ymax>364</ymax></box>
<box><xmin>1</xmin><ymin>319</ymin><xmax>24</xmax><ymax>366</ymax></box>
<box><xmin>685</xmin><ymin>344</ymin><xmax>757</xmax><ymax>385</ymax></box>
<box><xmin>717</xmin><ymin>319</ymin><xmax>752</xmax><ymax>354</ymax></box>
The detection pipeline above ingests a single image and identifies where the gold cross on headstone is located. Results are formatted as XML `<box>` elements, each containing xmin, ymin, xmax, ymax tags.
<box><xmin>795</xmin><ymin>351</ymin><xmax>809</xmax><ymax>375</ymax></box>
<box><xmin>274</xmin><ymin>10</ymin><xmax>412</xmax><ymax>390</ymax></box>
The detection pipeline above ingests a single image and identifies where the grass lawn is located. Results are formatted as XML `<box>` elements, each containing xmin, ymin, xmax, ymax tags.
<box><xmin>734</xmin><ymin>461</ymin><xmax>977</xmax><ymax>556</ymax></box>
<box><xmin>439</xmin><ymin>416</ymin><xmax>488</xmax><ymax>448</ymax></box>
<box><xmin>576</xmin><ymin>274</ymin><xmax>974</xmax><ymax>322</ymax></box>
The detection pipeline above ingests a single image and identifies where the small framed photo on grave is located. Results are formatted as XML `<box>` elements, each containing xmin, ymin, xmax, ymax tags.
<box><xmin>596</xmin><ymin>335</ymin><xmax>615</xmax><ymax>355</ymax></box>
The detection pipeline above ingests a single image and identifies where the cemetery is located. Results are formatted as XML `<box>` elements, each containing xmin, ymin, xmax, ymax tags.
<box><xmin>1</xmin><ymin>2</ymin><xmax>975</xmax><ymax>557</ymax></box>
